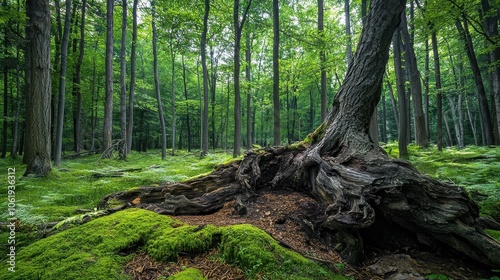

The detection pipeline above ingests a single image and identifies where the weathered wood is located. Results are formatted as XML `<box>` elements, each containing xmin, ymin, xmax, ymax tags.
<box><xmin>99</xmin><ymin>0</ymin><xmax>500</xmax><ymax>267</ymax></box>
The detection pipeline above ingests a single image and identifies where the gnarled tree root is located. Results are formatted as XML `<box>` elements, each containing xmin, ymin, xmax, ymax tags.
<box><xmin>98</xmin><ymin>146</ymin><xmax>500</xmax><ymax>267</ymax></box>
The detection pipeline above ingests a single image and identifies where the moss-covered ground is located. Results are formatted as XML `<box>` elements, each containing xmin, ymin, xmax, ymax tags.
<box><xmin>0</xmin><ymin>145</ymin><xmax>498</xmax><ymax>279</ymax></box>
<box><xmin>0</xmin><ymin>208</ymin><xmax>347</xmax><ymax>280</ymax></box>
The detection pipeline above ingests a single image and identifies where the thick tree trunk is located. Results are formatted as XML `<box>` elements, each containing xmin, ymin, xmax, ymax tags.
<box><xmin>24</xmin><ymin>0</ymin><xmax>52</xmax><ymax>176</ymax></box>
<box><xmin>100</xmin><ymin>0</ymin><xmax>500</xmax><ymax>268</ymax></box>
<box><xmin>393</xmin><ymin>30</ymin><xmax>408</xmax><ymax>158</ymax></box>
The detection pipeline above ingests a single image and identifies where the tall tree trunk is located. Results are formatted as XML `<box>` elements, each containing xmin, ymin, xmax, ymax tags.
<box><xmin>24</xmin><ymin>0</ymin><xmax>52</xmax><ymax>176</ymax></box>
<box><xmin>233</xmin><ymin>0</ymin><xmax>253</xmax><ymax>156</ymax></box>
<box><xmin>127</xmin><ymin>0</ymin><xmax>138</xmax><ymax>154</ymax></box>
<box><xmin>481</xmin><ymin>0</ymin><xmax>500</xmax><ymax>144</ymax></box>
<box><xmin>72</xmin><ymin>0</ymin><xmax>86</xmax><ymax>155</ymax></box>
<box><xmin>2</xmin><ymin>34</ymin><xmax>8</xmax><ymax>158</ymax></box>
<box><xmin>245</xmin><ymin>30</ymin><xmax>252</xmax><ymax>151</ymax></box>
<box><xmin>201</xmin><ymin>0</ymin><xmax>209</xmax><ymax>156</ymax></box>
<box><xmin>11</xmin><ymin>29</ymin><xmax>21</xmax><ymax>159</ymax></box>
<box><xmin>466</xmin><ymin>97</ymin><xmax>479</xmax><ymax>145</ymax></box>
<box><xmin>100</xmin><ymin>0</ymin><xmax>500</xmax><ymax>268</ymax></box>
<box><xmin>432</xmin><ymin>31</ymin><xmax>443</xmax><ymax>151</ymax></box>
<box><xmin>181</xmin><ymin>54</ymin><xmax>191</xmax><ymax>152</ymax></box>
<box><xmin>272</xmin><ymin>0</ymin><xmax>280</xmax><ymax>146</ymax></box>
<box><xmin>170</xmin><ymin>42</ymin><xmax>176</xmax><ymax>156</ymax></box>
<box><xmin>455</xmin><ymin>17</ymin><xmax>494</xmax><ymax>145</ymax></box>
<box><xmin>54</xmin><ymin>0</ymin><xmax>72</xmax><ymax>166</ymax></box>
<box><xmin>393</xmin><ymin>30</ymin><xmax>408</xmax><ymax>158</ymax></box>
<box><xmin>119</xmin><ymin>0</ymin><xmax>127</xmax><ymax>159</ymax></box>
<box><xmin>400</xmin><ymin>10</ymin><xmax>428</xmax><ymax>147</ymax></box>
<box><xmin>103</xmin><ymin>0</ymin><xmax>114</xmax><ymax>158</ymax></box>
<box><xmin>152</xmin><ymin>1</ymin><xmax>166</xmax><ymax>160</ymax></box>
<box><xmin>424</xmin><ymin>36</ymin><xmax>430</xmax><ymax>143</ymax></box>
<box><xmin>318</xmin><ymin>0</ymin><xmax>327</xmax><ymax>121</ymax></box>
<box><xmin>344</xmin><ymin>0</ymin><xmax>352</xmax><ymax>66</ymax></box>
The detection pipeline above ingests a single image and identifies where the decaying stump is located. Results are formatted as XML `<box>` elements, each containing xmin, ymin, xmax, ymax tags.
<box><xmin>99</xmin><ymin>0</ymin><xmax>500</xmax><ymax>267</ymax></box>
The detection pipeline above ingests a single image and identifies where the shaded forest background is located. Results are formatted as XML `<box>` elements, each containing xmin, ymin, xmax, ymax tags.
<box><xmin>1</xmin><ymin>0</ymin><xmax>500</xmax><ymax>168</ymax></box>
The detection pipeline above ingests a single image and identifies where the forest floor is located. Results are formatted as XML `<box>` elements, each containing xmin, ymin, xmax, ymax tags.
<box><xmin>1</xmin><ymin>144</ymin><xmax>499</xmax><ymax>279</ymax></box>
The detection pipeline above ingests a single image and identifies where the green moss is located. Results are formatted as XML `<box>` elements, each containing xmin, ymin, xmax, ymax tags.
<box><xmin>218</xmin><ymin>224</ymin><xmax>347</xmax><ymax>279</ymax></box>
<box><xmin>0</xmin><ymin>208</ymin><xmax>173</xmax><ymax>280</ymax></box>
<box><xmin>303</xmin><ymin>123</ymin><xmax>327</xmax><ymax>145</ymax></box>
<box><xmin>1</xmin><ymin>209</ymin><xmax>347</xmax><ymax>280</ymax></box>
<box><xmin>147</xmin><ymin>224</ymin><xmax>219</xmax><ymax>262</ymax></box>
<box><xmin>166</xmin><ymin>268</ymin><xmax>206</xmax><ymax>280</ymax></box>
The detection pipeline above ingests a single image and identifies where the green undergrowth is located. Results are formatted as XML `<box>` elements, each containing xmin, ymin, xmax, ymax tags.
<box><xmin>384</xmin><ymin>143</ymin><xmax>500</xmax><ymax>222</ymax></box>
<box><xmin>166</xmin><ymin>268</ymin><xmax>206</xmax><ymax>280</ymax></box>
<box><xmin>0</xmin><ymin>208</ymin><xmax>348</xmax><ymax>280</ymax></box>
<box><xmin>0</xmin><ymin>150</ymin><xmax>232</xmax><ymax>224</ymax></box>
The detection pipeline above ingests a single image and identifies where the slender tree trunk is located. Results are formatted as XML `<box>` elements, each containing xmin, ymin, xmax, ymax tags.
<box><xmin>431</xmin><ymin>31</ymin><xmax>443</xmax><ymax>151</ymax></box>
<box><xmin>245</xmin><ymin>30</ymin><xmax>252</xmax><ymax>151</ymax></box>
<box><xmin>24</xmin><ymin>0</ymin><xmax>52</xmax><ymax>176</ymax></box>
<box><xmin>181</xmin><ymin>54</ymin><xmax>191</xmax><ymax>152</ymax></box>
<box><xmin>127</xmin><ymin>0</ymin><xmax>138</xmax><ymax>154</ymax></box>
<box><xmin>72</xmin><ymin>0</ymin><xmax>85</xmax><ymax>155</ymax></box>
<box><xmin>119</xmin><ymin>0</ymin><xmax>127</xmax><ymax>159</ymax></box>
<box><xmin>466</xmin><ymin>97</ymin><xmax>479</xmax><ymax>145</ymax></box>
<box><xmin>444</xmin><ymin>111</ymin><xmax>453</xmax><ymax>147</ymax></box>
<box><xmin>385</xmin><ymin>75</ymin><xmax>399</xmax><ymax>130</ymax></box>
<box><xmin>455</xmin><ymin>17</ymin><xmax>494</xmax><ymax>145</ymax></box>
<box><xmin>54</xmin><ymin>0</ymin><xmax>72</xmax><ymax>166</ymax></box>
<box><xmin>381</xmin><ymin>93</ymin><xmax>387</xmax><ymax>142</ymax></box>
<box><xmin>481</xmin><ymin>0</ymin><xmax>500</xmax><ymax>145</ymax></box>
<box><xmin>170</xmin><ymin>41</ymin><xmax>176</xmax><ymax>156</ymax></box>
<box><xmin>318</xmin><ymin>0</ymin><xmax>327</xmax><ymax>121</ymax></box>
<box><xmin>393</xmin><ymin>30</ymin><xmax>408</xmax><ymax>158</ymax></box>
<box><xmin>201</xmin><ymin>0</ymin><xmax>210</xmax><ymax>156</ymax></box>
<box><xmin>2</xmin><ymin>37</ymin><xmax>8</xmax><ymax>158</ymax></box>
<box><xmin>233</xmin><ymin>0</ymin><xmax>253</xmax><ymax>156</ymax></box>
<box><xmin>400</xmin><ymin>10</ymin><xmax>428</xmax><ymax>147</ymax></box>
<box><xmin>151</xmin><ymin>2</ymin><xmax>166</xmax><ymax>160</ymax></box>
<box><xmin>344</xmin><ymin>0</ymin><xmax>352</xmax><ymax>66</ymax></box>
<box><xmin>424</xmin><ymin>37</ymin><xmax>430</xmax><ymax>143</ymax></box>
<box><xmin>103</xmin><ymin>0</ymin><xmax>114</xmax><ymax>158</ymax></box>
<box><xmin>11</xmin><ymin>36</ymin><xmax>21</xmax><ymax>159</ymax></box>
<box><xmin>272</xmin><ymin>0</ymin><xmax>280</xmax><ymax>146</ymax></box>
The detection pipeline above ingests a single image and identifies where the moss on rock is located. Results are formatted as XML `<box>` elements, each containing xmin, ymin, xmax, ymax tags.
<box><xmin>166</xmin><ymin>268</ymin><xmax>206</xmax><ymax>280</ymax></box>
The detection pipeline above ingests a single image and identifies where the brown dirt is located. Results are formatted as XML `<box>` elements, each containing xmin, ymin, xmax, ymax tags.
<box><xmin>124</xmin><ymin>189</ymin><xmax>496</xmax><ymax>280</ymax></box>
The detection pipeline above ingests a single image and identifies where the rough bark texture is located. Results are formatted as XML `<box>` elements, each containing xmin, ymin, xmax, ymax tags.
<box><xmin>24</xmin><ymin>0</ymin><xmax>52</xmax><ymax>176</ymax></box>
<box><xmin>99</xmin><ymin>0</ymin><xmax>500</xmax><ymax>267</ymax></box>
<box><xmin>103</xmin><ymin>0</ymin><xmax>114</xmax><ymax>158</ymax></box>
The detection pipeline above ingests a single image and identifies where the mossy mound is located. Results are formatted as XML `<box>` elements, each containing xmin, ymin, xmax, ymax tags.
<box><xmin>0</xmin><ymin>208</ymin><xmax>347</xmax><ymax>280</ymax></box>
<box><xmin>167</xmin><ymin>268</ymin><xmax>206</xmax><ymax>280</ymax></box>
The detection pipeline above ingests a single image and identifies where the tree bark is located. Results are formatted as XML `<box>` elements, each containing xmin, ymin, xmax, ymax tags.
<box><xmin>103</xmin><ymin>0</ymin><xmax>114</xmax><ymax>158</ymax></box>
<box><xmin>245</xmin><ymin>30</ymin><xmax>252</xmax><ymax>151</ymax></box>
<box><xmin>201</xmin><ymin>0</ymin><xmax>209</xmax><ymax>156</ymax></box>
<box><xmin>100</xmin><ymin>0</ymin><xmax>500</xmax><ymax>268</ymax></box>
<box><xmin>71</xmin><ymin>0</ymin><xmax>85</xmax><ymax>156</ymax></box>
<box><xmin>53</xmin><ymin>0</ymin><xmax>72</xmax><ymax>166</ymax></box>
<box><xmin>151</xmin><ymin>1</ymin><xmax>167</xmax><ymax>160</ymax></box>
<box><xmin>272</xmin><ymin>0</ymin><xmax>280</xmax><ymax>146</ymax></box>
<box><xmin>119</xmin><ymin>0</ymin><xmax>127</xmax><ymax>159</ymax></box>
<box><xmin>318</xmin><ymin>0</ymin><xmax>327</xmax><ymax>122</ymax></box>
<box><xmin>455</xmin><ymin>17</ymin><xmax>494</xmax><ymax>145</ymax></box>
<box><xmin>393</xmin><ymin>30</ymin><xmax>408</xmax><ymax>159</ymax></box>
<box><xmin>431</xmin><ymin>31</ymin><xmax>443</xmax><ymax>151</ymax></box>
<box><xmin>127</xmin><ymin>0</ymin><xmax>138</xmax><ymax>154</ymax></box>
<box><xmin>24</xmin><ymin>0</ymin><xmax>52</xmax><ymax>176</ymax></box>
<box><xmin>400</xmin><ymin>10</ymin><xmax>428</xmax><ymax>147</ymax></box>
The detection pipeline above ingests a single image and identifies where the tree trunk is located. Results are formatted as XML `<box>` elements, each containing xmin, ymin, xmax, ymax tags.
<box><xmin>170</xmin><ymin>41</ymin><xmax>176</xmax><ymax>156</ymax></box>
<box><xmin>393</xmin><ymin>30</ymin><xmax>408</xmax><ymax>159</ymax></box>
<box><xmin>103</xmin><ymin>0</ymin><xmax>114</xmax><ymax>158</ymax></box>
<box><xmin>72</xmin><ymin>0</ymin><xmax>85</xmax><ymax>156</ymax></box>
<box><xmin>181</xmin><ymin>54</ymin><xmax>191</xmax><ymax>152</ymax></box>
<box><xmin>272</xmin><ymin>0</ymin><xmax>280</xmax><ymax>146</ymax></box>
<box><xmin>431</xmin><ymin>31</ymin><xmax>443</xmax><ymax>151</ymax></box>
<box><xmin>151</xmin><ymin>2</ymin><xmax>166</xmax><ymax>160</ymax></box>
<box><xmin>119</xmin><ymin>0</ymin><xmax>127</xmax><ymax>159</ymax></box>
<box><xmin>455</xmin><ymin>17</ymin><xmax>494</xmax><ymax>145</ymax></box>
<box><xmin>54</xmin><ymin>0</ymin><xmax>72</xmax><ymax>166</ymax></box>
<box><xmin>318</xmin><ymin>0</ymin><xmax>327</xmax><ymax>121</ymax></box>
<box><xmin>481</xmin><ymin>0</ymin><xmax>500</xmax><ymax>145</ymax></box>
<box><xmin>400</xmin><ymin>10</ymin><xmax>428</xmax><ymax>147</ymax></box>
<box><xmin>344</xmin><ymin>0</ymin><xmax>352</xmax><ymax>66</ymax></box>
<box><xmin>245</xmin><ymin>30</ymin><xmax>252</xmax><ymax>151</ymax></box>
<box><xmin>2</xmin><ymin>36</ymin><xmax>8</xmax><ymax>158</ymax></box>
<box><xmin>201</xmin><ymin>0</ymin><xmax>209</xmax><ymax>156</ymax></box>
<box><xmin>24</xmin><ymin>0</ymin><xmax>52</xmax><ymax>176</ymax></box>
<box><xmin>100</xmin><ymin>0</ymin><xmax>500</xmax><ymax>268</ymax></box>
<box><xmin>127</xmin><ymin>0</ymin><xmax>138</xmax><ymax>154</ymax></box>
